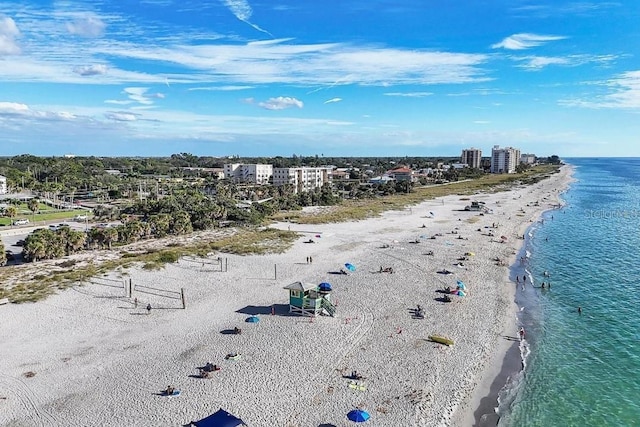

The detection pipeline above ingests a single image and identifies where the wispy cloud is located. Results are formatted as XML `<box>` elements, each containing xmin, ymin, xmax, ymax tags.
<box><xmin>384</xmin><ymin>92</ymin><xmax>433</xmax><ymax>97</ymax></box>
<box><xmin>492</xmin><ymin>33</ymin><xmax>566</xmax><ymax>50</ymax></box>
<box><xmin>324</xmin><ymin>97</ymin><xmax>342</xmax><ymax>104</ymax></box>
<box><xmin>561</xmin><ymin>70</ymin><xmax>640</xmax><ymax>109</ymax></box>
<box><xmin>513</xmin><ymin>54</ymin><xmax>617</xmax><ymax>70</ymax></box>
<box><xmin>221</xmin><ymin>0</ymin><xmax>273</xmax><ymax>37</ymax></box>
<box><xmin>66</xmin><ymin>13</ymin><xmax>106</xmax><ymax>38</ymax></box>
<box><xmin>74</xmin><ymin>64</ymin><xmax>108</xmax><ymax>76</ymax></box>
<box><xmin>256</xmin><ymin>96</ymin><xmax>304</xmax><ymax>110</ymax></box>
<box><xmin>0</xmin><ymin>101</ymin><xmax>76</xmax><ymax>120</ymax></box>
<box><xmin>105</xmin><ymin>111</ymin><xmax>140</xmax><ymax>121</ymax></box>
<box><xmin>0</xmin><ymin>16</ymin><xmax>20</xmax><ymax>55</ymax></box>
<box><xmin>188</xmin><ymin>85</ymin><xmax>254</xmax><ymax>91</ymax></box>
<box><xmin>122</xmin><ymin>87</ymin><xmax>165</xmax><ymax>105</ymax></box>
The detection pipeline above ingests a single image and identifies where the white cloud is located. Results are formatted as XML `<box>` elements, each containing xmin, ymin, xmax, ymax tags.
<box><xmin>492</xmin><ymin>33</ymin><xmax>566</xmax><ymax>50</ymax></box>
<box><xmin>74</xmin><ymin>64</ymin><xmax>108</xmax><ymax>76</ymax></box>
<box><xmin>120</xmin><ymin>87</ymin><xmax>164</xmax><ymax>105</ymax></box>
<box><xmin>384</xmin><ymin>92</ymin><xmax>433</xmax><ymax>97</ymax></box>
<box><xmin>561</xmin><ymin>70</ymin><xmax>640</xmax><ymax>109</ymax></box>
<box><xmin>515</xmin><ymin>56</ymin><xmax>570</xmax><ymax>70</ymax></box>
<box><xmin>105</xmin><ymin>100</ymin><xmax>133</xmax><ymax>105</ymax></box>
<box><xmin>66</xmin><ymin>13</ymin><xmax>106</xmax><ymax>37</ymax></box>
<box><xmin>0</xmin><ymin>16</ymin><xmax>20</xmax><ymax>55</ymax></box>
<box><xmin>258</xmin><ymin>96</ymin><xmax>304</xmax><ymax>110</ymax></box>
<box><xmin>0</xmin><ymin>101</ymin><xmax>29</xmax><ymax>114</ymax></box>
<box><xmin>474</xmin><ymin>120</ymin><xmax>490</xmax><ymax>124</ymax></box>
<box><xmin>105</xmin><ymin>111</ymin><xmax>139</xmax><ymax>121</ymax></box>
<box><xmin>221</xmin><ymin>0</ymin><xmax>273</xmax><ymax>37</ymax></box>
<box><xmin>514</xmin><ymin>54</ymin><xmax>618</xmax><ymax>70</ymax></box>
<box><xmin>188</xmin><ymin>85</ymin><xmax>254</xmax><ymax>91</ymax></box>
<box><xmin>324</xmin><ymin>97</ymin><xmax>342</xmax><ymax>104</ymax></box>
<box><xmin>0</xmin><ymin>101</ymin><xmax>76</xmax><ymax>120</ymax></box>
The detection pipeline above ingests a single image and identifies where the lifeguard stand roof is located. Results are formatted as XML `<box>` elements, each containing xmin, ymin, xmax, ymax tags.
<box><xmin>283</xmin><ymin>281</ymin><xmax>316</xmax><ymax>291</ymax></box>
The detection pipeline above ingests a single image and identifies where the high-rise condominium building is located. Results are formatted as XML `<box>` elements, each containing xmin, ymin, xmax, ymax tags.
<box><xmin>490</xmin><ymin>145</ymin><xmax>521</xmax><ymax>173</ymax></box>
<box><xmin>461</xmin><ymin>148</ymin><xmax>482</xmax><ymax>169</ymax></box>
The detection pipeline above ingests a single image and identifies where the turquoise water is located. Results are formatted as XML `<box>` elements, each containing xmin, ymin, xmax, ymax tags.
<box><xmin>498</xmin><ymin>158</ymin><xmax>640</xmax><ymax>427</ymax></box>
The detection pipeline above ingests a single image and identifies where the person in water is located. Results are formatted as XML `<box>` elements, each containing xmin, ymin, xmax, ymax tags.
<box><xmin>578</xmin><ymin>306</ymin><xmax>582</xmax><ymax>315</ymax></box>
<box><xmin>519</xmin><ymin>327</ymin><xmax>526</xmax><ymax>340</ymax></box>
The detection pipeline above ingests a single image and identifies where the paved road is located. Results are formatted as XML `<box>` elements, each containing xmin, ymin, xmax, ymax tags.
<box><xmin>1</xmin><ymin>220</ymin><xmax>97</xmax><ymax>265</ymax></box>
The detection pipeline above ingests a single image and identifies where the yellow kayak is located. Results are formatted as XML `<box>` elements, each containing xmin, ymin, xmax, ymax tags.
<box><xmin>429</xmin><ymin>335</ymin><xmax>454</xmax><ymax>346</ymax></box>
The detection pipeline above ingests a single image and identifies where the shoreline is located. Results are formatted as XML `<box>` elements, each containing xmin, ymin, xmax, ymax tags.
<box><xmin>0</xmin><ymin>167</ymin><xmax>574</xmax><ymax>427</ymax></box>
<box><xmin>453</xmin><ymin>164</ymin><xmax>574</xmax><ymax>427</ymax></box>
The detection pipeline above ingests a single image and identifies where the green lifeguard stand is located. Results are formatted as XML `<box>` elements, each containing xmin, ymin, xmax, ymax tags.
<box><xmin>283</xmin><ymin>281</ymin><xmax>336</xmax><ymax>317</ymax></box>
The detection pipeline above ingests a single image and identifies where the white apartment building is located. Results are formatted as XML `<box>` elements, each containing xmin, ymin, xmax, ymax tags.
<box><xmin>491</xmin><ymin>145</ymin><xmax>521</xmax><ymax>173</ymax></box>
<box><xmin>223</xmin><ymin>163</ymin><xmax>273</xmax><ymax>184</ymax></box>
<box><xmin>272</xmin><ymin>167</ymin><xmax>332</xmax><ymax>194</ymax></box>
<box><xmin>461</xmin><ymin>148</ymin><xmax>482</xmax><ymax>169</ymax></box>
<box><xmin>0</xmin><ymin>175</ymin><xmax>6</xmax><ymax>194</ymax></box>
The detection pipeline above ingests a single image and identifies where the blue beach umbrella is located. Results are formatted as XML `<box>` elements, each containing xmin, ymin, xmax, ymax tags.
<box><xmin>456</xmin><ymin>280</ymin><xmax>467</xmax><ymax>290</ymax></box>
<box><xmin>345</xmin><ymin>263</ymin><xmax>356</xmax><ymax>272</ymax></box>
<box><xmin>319</xmin><ymin>282</ymin><xmax>332</xmax><ymax>291</ymax></box>
<box><xmin>246</xmin><ymin>316</ymin><xmax>260</xmax><ymax>323</ymax></box>
<box><xmin>347</xmin><ymin>409</ymin><xmax>370</xmax><ymax>422</ymax></box>
<box><xmin>456</xmin><ymin>290</ymin><xmax>466</xmax><ymax>297</ymax></box>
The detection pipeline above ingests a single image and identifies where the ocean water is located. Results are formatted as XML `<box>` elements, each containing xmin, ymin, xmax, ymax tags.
<box><xmin>497</xmin><ymin>158</ymin><xmax>640</xmax><ymax>427</ymax></box>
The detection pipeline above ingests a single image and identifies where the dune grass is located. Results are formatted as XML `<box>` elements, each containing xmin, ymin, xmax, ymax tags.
<box><xmin>278</xmin><ymin>165</ymin><xmax>559</xmax><ymax>225</ymax></box>
<box><xmin>0</xmin><ymin>165</ymin><xmax>558</xmax><ymax>303</ymax></box>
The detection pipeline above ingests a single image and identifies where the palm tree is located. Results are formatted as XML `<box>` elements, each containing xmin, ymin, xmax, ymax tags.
<box><xmin>23</xmin><ymin>233</ymin><xmax>47</xmax><ymax>262</ymax></box>
<box><xmin>102</xmin><ymin>227</ymin><xmax>118</xmax><ymax>250</ymax></box>
<box><xmin>149</xmin><ymin>213</ymin><xmax>171</xmax><ymax>237</ymax></box>
<box><xmin>171</xmin><ymin>210</ymin><xmax>193</xmax><ymax>235</ymax></box>
<box><xmin>3</xmin><ymin>205</ymin><xmax>17</xmax><ymax>224</ymax></box>
<box><xmin>0</xmin><ymin>241</ymin><xmax>6</xmax><ymax>266</ymax></box>
<box><xmin>27</xmin><ymin>198</ymin><xmax>39</xmax><ymax>216</ymax></box>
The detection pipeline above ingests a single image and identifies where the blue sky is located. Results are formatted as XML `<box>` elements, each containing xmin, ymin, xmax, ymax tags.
<box><xmin>0</xmin><ymin>1</ymin><xmax>639</xmax><ymax>158</ymax></box>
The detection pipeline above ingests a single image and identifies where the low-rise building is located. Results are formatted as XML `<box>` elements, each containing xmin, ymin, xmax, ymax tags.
<box><xmin>272</xmin><ymin>167</ymin><xmax>332</xmax><ymax>193</ymax></box>
<box><xmin>387</xmin><ymin>166</ymin><xmax>414</xmax><ymax>182</ymax></box>
<box><xmin>224</xmin><ymin>163</ymin><xmax>273</xmax><ymax>184</ymax></box>
<box><xmin>0</xmin><ymin>175</ymin><xmax>6</xmax><ymax>194</ymax></box>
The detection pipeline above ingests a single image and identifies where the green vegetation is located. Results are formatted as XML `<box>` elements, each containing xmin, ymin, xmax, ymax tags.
<box><xmin>276</xmin><ymin>165</ymin><xmax>559</xmax><ymax>224</ymax></box>
<box><xmin>0</xmin><ymin>153</ymin><xmax>561</xmax><ymax>304</ymax></box>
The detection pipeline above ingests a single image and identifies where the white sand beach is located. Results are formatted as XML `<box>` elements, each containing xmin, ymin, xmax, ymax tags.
<box><xmin>0</xmin><ymin>167</ymin><xmax>572</xmax><ymax>427</ymax></box>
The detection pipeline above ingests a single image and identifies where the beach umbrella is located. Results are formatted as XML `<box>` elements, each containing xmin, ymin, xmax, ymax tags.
<box><xmin>347</xmin><ymin>409</ymin><xmax>370</xmax><ymax>423</ymax></box>
<box><xmin>245</xmin><ymin>316</ymin><xmax>260</xmax><ymax>323</ymax></box>
<box><xmin>456</xmin><ymin>290</ymin><xmax>466</xmax><ymax>297</ymax></box>
<box><xmin>456</xmin><ymin>280</ymin><xmax>466</xmax><ymax>290</ymax></box>
<box><xmin>345</xmin><ymin>263</ymin><xmax>356</xmax><ymax>272</ymax></box>
<box><xmin>318</xmin><ymin>282</ymin><xmax>332</xmax><ymax>291</ymax></box>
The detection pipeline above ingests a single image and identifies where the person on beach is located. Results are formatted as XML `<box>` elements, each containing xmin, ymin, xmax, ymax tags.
<box><xmin>519</xmin><ymin>327</ymin><xmax>525</xmax><ymax>340</ymax></box>
<box><xmin>165</xmin><ymin>386</ymin><xmax>175</xmax><ymax>395</ymax></box>
<box><xmin>146</xmin><ymin>303</ymin><xmax>152</xmax><ymax>314</ymax></box>
<box><xmin>516</xmin><ymin>276</ymin><xmax>520</xmax><ymax>284</ymax></box>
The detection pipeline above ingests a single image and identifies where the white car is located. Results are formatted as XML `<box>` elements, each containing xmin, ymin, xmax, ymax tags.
<box><xmin>13</xmin><ymin>219</ymin><xmax>29</xmax><ymax>226</ymax></box>
<box><xmin>73</xmin><ymin>214</ymin><xmax>88</xmax><ymax>221</ymax></box>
